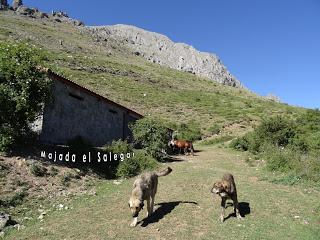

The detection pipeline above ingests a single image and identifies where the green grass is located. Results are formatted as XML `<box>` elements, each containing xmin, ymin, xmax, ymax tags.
<box><xmin>4</xmin><ymin>145</ymin><xmax>320</xmax><ymax>239</ymax></box>
<box><xmin>200</xmin><ymin>135</ymin><xmax>235</xmax><ymax>145</ymax></box>
<box><xmin>0</xmin><ymin>11</ymin><xmax>305</xmax><ymax>135</ymax></box>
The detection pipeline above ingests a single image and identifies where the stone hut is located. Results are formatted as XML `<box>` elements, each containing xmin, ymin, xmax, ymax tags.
<box><xmin>39</xmin><ymin>70</ymin><xmax>143</xmax><ymax>146</ymax></box>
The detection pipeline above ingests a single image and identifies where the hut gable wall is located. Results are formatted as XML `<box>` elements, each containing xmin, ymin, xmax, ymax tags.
<box><xmin>40</xmin><ymin>77</ymin><xmax>139</xmax><ymax>146</ymax></box>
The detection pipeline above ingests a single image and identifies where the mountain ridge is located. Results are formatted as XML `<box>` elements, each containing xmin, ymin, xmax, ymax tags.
<box><xmin>87</xmin><ymin>24</ymin><xmax>243</xmax><ymax>88</ymax></box>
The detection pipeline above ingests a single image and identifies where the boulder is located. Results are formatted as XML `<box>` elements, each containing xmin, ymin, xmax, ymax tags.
<box><xmin>0</xmin><ymin>213</ymin><xmax>10</xmax><ymax>231</ymax></box>
<box><xmin>15</xmin><ymin>6</ymin><xmax>38</xmax><ymax>17</ymax></box>
<box><xmin>12</xmin><ymin>0</ymin><xmax>22</xmax><ymax>10</ymax></box>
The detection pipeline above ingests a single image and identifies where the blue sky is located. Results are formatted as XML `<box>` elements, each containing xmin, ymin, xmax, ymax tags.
<box><xmin>24</xmin><ymin>0</ymin><xmax>320</xmax><ymax>109</ymax></box>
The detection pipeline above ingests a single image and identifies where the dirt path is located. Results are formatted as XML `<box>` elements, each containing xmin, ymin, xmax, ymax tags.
<box><xmin>6</xmin><ymin>145</ymin><xmax>320</xmax><ymax>240</ymax></box>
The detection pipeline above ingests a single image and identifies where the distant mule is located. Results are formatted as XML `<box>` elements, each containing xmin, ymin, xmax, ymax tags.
<box><xmin>169</xmin><ymin>139</ymin><xmax>194</xmax><ymax>155</ymax></box>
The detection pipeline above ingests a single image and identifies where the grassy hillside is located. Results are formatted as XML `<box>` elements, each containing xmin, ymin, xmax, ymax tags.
<box><xmin>0</xmin><ymin>11</ymin><xmax>305</xmax><ymax>136</ymax></box>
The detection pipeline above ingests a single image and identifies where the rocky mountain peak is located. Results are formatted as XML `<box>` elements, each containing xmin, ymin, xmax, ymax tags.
<box><xmin>87</xmin><ymin>24</ymin><xmax>243</xmax><ymax>87</ymax></box>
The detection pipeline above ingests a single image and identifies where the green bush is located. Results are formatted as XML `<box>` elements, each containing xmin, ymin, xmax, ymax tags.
<box><xmin>130</xmin><ymin>117</ymin><xmax>169</xmax><ymax>160</ymax></box>
<box><xmin>103</xmin><ymin>139</ymin><xmax>132</xmax><ymax>153</ymax></box>
<box><xmin>230</xmin><ymin>132</ymin><xmax>261</xmax><ymax>153</ymax></box>
<box><xmin>176</xmin><ymin>121</ymin><xmax>202</xmax><ymax>141</ymax></box>
<box><xmin>60</xmin><ymin>173</ymin><xmax>73</xmax><ymax>187</ymax></box>
<box><xmin>263</xmin><ymin>145</ymin><xmax>295</xmax><ymax>172</ymax></box>
<box><xmin>0</xmin><ymin>42</ymin><xmax>51</xmax><ymax>151</ymax></box>
<box><xmin>100</xmin><ymin>139</ymin><xmax>133</xmax><ymax>178</ymax></box>
<box><xmin>0</xmin><ymin>189</ymin><xmax>28</xmax><ymax>207</ymax></box>
<box><xmin>231</xmin><ymin>113</ymin><xmax>320</xmax><ymax>182</ymax></box>
<box><xmin>231</xmin><ymin>116</ymin><xmax>296</xmax><ymax>153</ymax></box>
<box><xmin>255</xmin><ymin>116</ymin><xmax>296</xmax><ymax>147</ymax></box>
<box><xmin>116</xmin><ymin>150</ymin><xmax>158</xmax><ymax>178</ymax></box>
<box><xmin>230</xmin><ymin>136</ymin><xmax>250</xmax><ymax>151</ymax></box>
<box><xmin>29</xmin><ymin>162</ymin><xmax>47</xmax><ymax>177</ymax></box>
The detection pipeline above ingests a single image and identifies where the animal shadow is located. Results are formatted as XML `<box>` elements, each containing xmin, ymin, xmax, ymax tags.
<box><xmin>225</xmin><ymin>201</ymin><xmax>250</xmax><ymax>220</ymax></box>
<box><xmin>140</xmin><ymin>201</ymin><xmax>198</xmax><ymax>227</ymax></box>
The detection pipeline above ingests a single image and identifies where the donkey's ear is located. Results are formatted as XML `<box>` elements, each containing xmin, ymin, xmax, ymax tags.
<box><xmin>140</xmin><ymin>202</ymin><xmax>144</xmax><ymax>209</ymax></box>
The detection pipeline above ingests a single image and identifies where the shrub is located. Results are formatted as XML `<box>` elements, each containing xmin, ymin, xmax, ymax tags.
<box><xmin>231</xmin><ymin>116</ymin><xmax>296</xmax><ymax>153</ymax></box>
<box><xmin>0</xmin><ymin>188</ymin><xmax>28</xmax><ymax>207</ymax></box>
<box><xmin>116</xmin><ymin>150</ymin><xmax>158</xmax><ymax>178</ymax></box>
<box><xmin>30</xmin><ymin>162</ymin><xmax>47</xmax><ymax>177</ymax></box>
<box><xmin>49</xmin><ymin>166</ymin><xmax>59</xmax><ymax>176</ymax></box>
<box><xmin>263</xmin><ymin>146</ymin><xmax>294</xmax><ymax>172</ymax></box>
<box><xmin>176</xmin><ymin>121</ymin><xmax>202</xmax><ymax>141</ymax></box>
<box><xmin>230</xmin><ymin>136</ymin><xmax>250</xmax><ymax>151</ymax></box>
<box><xmin>130</xmin><ymin>117</ymin><xmax>169</xmax><ymax>160</ymax></box>
<box><xmin>103</xmin><ymin>139</ymin><xmax>132</xmax><ymax>153</ymax></box>
<box><xmin>60</xmin><ymin>172</ymin><xmax>75</xmax><ymax>187</ymax></box>
<box><xmin>100</xmin><ymin>139</ymin><xmax>134</xmax><ymax>177</ymax></box>
<box><xmin>255</xmin><ymin>116</ymin><xmax>296</xmax><ymax>147</ymax></box>
<box><xmin>0</xmin><ymin>42</ymin><xmax>51</xmax><ymax>151</ymax></box>
<box><xmin>231</xmin><ymin>114</ymin><xmax>320</xmax><ymax>182</ymax></box>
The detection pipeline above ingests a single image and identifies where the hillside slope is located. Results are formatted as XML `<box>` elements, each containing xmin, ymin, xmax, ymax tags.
<box><xmin>0</xmin><ymin>10</ymin><xmax>304</xmax><ymax>135</ymax></box>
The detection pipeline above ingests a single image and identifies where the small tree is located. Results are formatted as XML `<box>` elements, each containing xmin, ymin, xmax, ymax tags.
<box><xmin>130</xmin><ymin>117</ymin><xmax>169</xmax><ymax>160</ymax></box>
<box><xmin>0</xmin><ymin>42</ymin><xmax>51</xmax><ymax>151</ymax></box>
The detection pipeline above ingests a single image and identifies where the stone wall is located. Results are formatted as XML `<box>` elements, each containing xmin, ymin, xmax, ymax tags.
<box><xmin>40</xmin><ymin>79</ymin><xmax>140</xmax><ymax>146</ymax></box>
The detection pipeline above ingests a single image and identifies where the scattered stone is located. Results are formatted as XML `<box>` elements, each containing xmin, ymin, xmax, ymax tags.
<box><xmin>294</xmin><ymin>215</ymin><xmax>300</xmax><ymax>219</ymax></box>
<box><xmin>73</xmin><ymin>20</ymin><xmax>84</xmax><ymax>27</ymax></box>
<box><xmin>266</xmin><ymin>94</ymin><xmax>281</xmax><ymax>103</ymax></box>
<box><xmin>87</xmin><ymin>189</ymin><xmax>97</xmax><ymax>196</ymax></box>
<box><xmin>13</xmin><ymin>224</ymin><xmax>25</xmax><ymax>231</ymax></box>
<box><xmin>113</xmin><ymin>180</ymin><xmax>122</xmax><ymax>185</ymax></box>
<box><xmin>0</xmin><ymin>213</ymin><xmax>10</xmax><ymax>231</ymax></box>
<box><xmin>303</xmin><ymin>220</ymin><xmax>309</xmax><ymax>225</ymax></box>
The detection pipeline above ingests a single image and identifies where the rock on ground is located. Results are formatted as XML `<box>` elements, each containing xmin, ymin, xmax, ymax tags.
<box><xmin>0</xmin><ymin>213</ymin><xmax>10</xmax><ymax>231</ymax></box>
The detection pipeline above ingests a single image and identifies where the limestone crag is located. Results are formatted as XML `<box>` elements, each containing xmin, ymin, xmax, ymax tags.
<box><xmin>87</xmin><ymin>24</ymin><xmax>243</xmax><ymax>87</ymax></box>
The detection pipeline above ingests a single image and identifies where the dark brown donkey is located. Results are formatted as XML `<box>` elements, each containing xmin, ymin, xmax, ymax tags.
<box><xmin>169</xmin><ymin>139</ymin><xmax>194</xmax><ymax>155</ymax></box>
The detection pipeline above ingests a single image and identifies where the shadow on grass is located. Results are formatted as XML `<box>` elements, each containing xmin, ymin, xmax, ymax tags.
<box><xmin>225</xmin><ymin>202</ymin><xmax>250</xmax><ymax>221</ymax></box>
<box><xmin>140</xmin><ymin>201</ymin><xmax>198</xmax><ymax>227</ymax></box>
